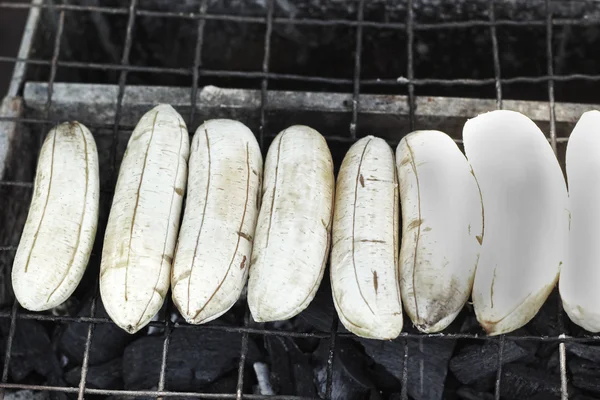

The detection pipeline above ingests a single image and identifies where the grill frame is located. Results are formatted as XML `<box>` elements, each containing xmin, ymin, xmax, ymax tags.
<box><xmin>1</xmin><ymin>0</ymin><xmax>599</xmax><ymax>399</ymax></box>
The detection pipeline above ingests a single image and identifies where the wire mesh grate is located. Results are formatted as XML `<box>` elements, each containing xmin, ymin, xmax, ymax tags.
<box><xmin>1</xmin><ymin>0</ymin><xmax>599</xmax><ymax>399</ymax></box>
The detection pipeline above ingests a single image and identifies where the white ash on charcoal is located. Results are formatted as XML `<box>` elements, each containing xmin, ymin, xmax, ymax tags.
<box><xmin>64</xmin><ymin>358</ymin><xmax>122</xmax><ymax>390</ymax></box>
<box><xmin>253</xmin><ymin>362</ymin><xmax>275</xmax><ymax>395</ymax></box>
<box><xmin>313</xmin><ymin>339</ymin><xmax>381</xmax><ymax>400</ymax></box>
<box><xmin>122</xmin><ymin>326</ymin><xmax>260</xmax><ymax>391</ymax></box>
<box><xmin>566</xmin><ymin>342</ymin><xmax>600</xmax><ymax>363</ymax></box>
<box><xmin>58</xmin><ymin>296</ymin><xmax>135</xmax><ymax>366</ymax></box>
<box><xmin>499</xmin><ymin>364</ymin><xmax>564</xmax><ymax>400</ymax></box>
<box><xmin>568</xmin><ymin>357</ymin><xmax>600</xmax><ymax>396</ymax></box>
<box><xmin>3</xmin><ymin>390</ymin><xmax>49</xmax><ymax>400</ymax></box>
<box><xmin>264</xmin><ymin>336</ymin><xmax>316</xmax><ymax>397</ymax></box>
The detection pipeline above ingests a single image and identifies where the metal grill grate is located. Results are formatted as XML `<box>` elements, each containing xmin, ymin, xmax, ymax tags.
<box><xmin>1</xmin><ymin>0</ymin><xmax>599</xmax><ymax>399</ymax></box>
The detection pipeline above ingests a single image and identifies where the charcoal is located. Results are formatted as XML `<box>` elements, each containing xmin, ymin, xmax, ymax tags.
<box><xmin>527</xmin><ymin>290</ymin><xmax>561</xmax><ymax>336</ymax></box>
<box><xmin>123</xmin><ymin>327</ymin><xmax>259</xmax><ymax>391</ymax></box>
<box><xmin>566</xmin><ymin>342</ymin><xmax>600</xmax><ymax>363</ymax></box>
<box><xmin>4</xmin><ymin>390</ymin><xmax>49</xmax><ymax>400</ymax></box>
<box><xmin>59</xmin><ymin>297</ymin><xmax>134</xmax><ymax>365</ymax></box>
<box><xmin>357</xmin><ymin>337</ymin><xmax>455</xmax><ymax>400</ymax></box>
<box><xmin>456</xmin><ymin>386</ymin><xmax>494</xmax><ymax>400</ymax></box>
<box><xmin>313</xmin><ymin>339</ymin><xmax>375</xmax><ymax>400</ymax></box>
<box><xmin>499</xmin><ymin>364</ymin><xmax>561</xmax><ymax>400</ymax></box>
<box><xmin>64</xmin><ymin>358</ymin><xmax>122</xmax><ymax>389</ymax></box>
<box><xmin>297</xmin><ymin>275</ymin><xmax>337</xmax><ymax>332</ymax></box>
<box><xmin>572</xmin><ymin>394</ymin><xmax>600</xmax><ymax>400</ymax></box>
<box><xmin>0</xmin><ymin>319</ymin><xmax>61</xmax><ymax>382</ymax></box>
<box><xmin>203</xmin><ymin>370</ymin><xmax>253</xmax><ymax>394</ymax></box>
<box><xmin>547</xmin><ymin>349</ymin><xmax>560</xmax><ymax>375</ymax></box>
<box><xmin>569</xmin><ymin>357</ymin><xmax>600</xmax><ymax>394</ymax></box>
<box><xmin>265</xmin><ymin>336</ymin><xmax>316</xmax><ymax>396</ymax></box>
<box><xmin>449</xmin><ymin>340</ymin><xmax>530</xmax><ymax>384</ymax></box>
<box><xmin>528</xmin><ymin>394</ymin><xmax>561</xmax><ymax>400</ymax></box>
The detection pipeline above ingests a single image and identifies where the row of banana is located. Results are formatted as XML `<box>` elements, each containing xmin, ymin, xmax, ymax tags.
<box><xmin>10</xmin><ymin>104</ymin><xmax>599</xmax><ymax>339</ymax></box>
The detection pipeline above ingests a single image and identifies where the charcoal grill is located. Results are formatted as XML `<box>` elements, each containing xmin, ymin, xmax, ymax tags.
<box><xmin>1</xmin><ymin>0</ymin><xmax>600</xmax><ymax>399</ymax></box>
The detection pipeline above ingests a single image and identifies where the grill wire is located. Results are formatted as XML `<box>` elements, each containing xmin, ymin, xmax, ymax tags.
<box><xmin>0</xmin><ymin>0</ymin><xmax>595</xmax><ymax>398</ymax></box>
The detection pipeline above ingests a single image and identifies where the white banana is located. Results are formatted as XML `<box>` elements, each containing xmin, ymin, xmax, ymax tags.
<box><xmin>12</xmin><ymin>122</ymin><xmax>99</xmax><ymax>311</ymax></box>
<box><xmin>171</xmin><ymin>119</ymin><xmax>263</xmax><ymax>324</ymax></box>
<box><xmin>248</xmin><ymin>125</ymin><xmax>334</xmax><ymax>322</ymax></box>
<box><xmin>100</xmin><ymin>104</ymin><xmax>190</xmax><ymax>334</ymax></box>
<box><xmin>464</xmin><ymin>110</ymin><xmax>569</xmax><ymax>336</ymax></box>
<box><xmin>330</xmin><ymin>135</ymin><xmax>403</xmax><ymax>340</ymax></box>
<box><xmin>560</xmin><ymin>110</ymin><xmax>600</xmax><ymax>332</ymax></box>
<box><xmin>397</xmin><ymin>130</ymin><xmax>483</xmax><ymax>333</ymax></box>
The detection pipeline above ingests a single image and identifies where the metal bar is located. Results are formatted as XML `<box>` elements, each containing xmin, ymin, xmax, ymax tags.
<box><xmin>406</xmin><ymin>0</ymin><xmax>416</xmax><ymax>131</ymax></box>
<box><xmin>0</xmin><ymin>306</ymin><xmax>597</xmax><ymax>342</ymax></box>
<box><xmin>110</xmin><ymin>0</ymin><xmax>138</xmax><ymax>178</ymax></box>
<box><xmin>401</xmin><ymin>1</ymin><xmax>415</xmax><ymax>398</ymax></box>
<box><xmin>559</xmin><ymin>334</ymin><xmax>568</xmax><ymax>400</ymax></box>
<box><xmin>349</xmin><ymin>0</ymin><xmax>365</xmax><ymax>139</ymax></box>
<box><xmin>76</xmin><ymin>295</ymin><xmax>98</xmax><ymax>400</ymax></box>
<box><xmin>494</xmin><ymin>336</ymin><xmax>506</xmax><ymax>400</ymax></box>
<box><xmin>546</xmin><ymin>0</ymin><xmax>558</xmax><ymax>153</ymax></box>
<box><xmin>0</xmin><ymin>302</ymin><xmax>19</xmax><ymax>400</ymax></box>
<box><xmin>157</xmin><ymin>301</ymin><xmax>173</xmax><ymax>394</ymax></box>
<box><xmin>0</xmin><ymin>382</ymin><xmax>320</xmax><ymax>399</ymax></box>
<box><xmin>189</xmin><ymin>0</ymin><xmax>209</xmax><ymax>127</ymax></box>
<box><xmin>490</xmin><ymin>4</ymin><xmax>507</xmax><ymax>397</ymax></box>
<box><xmin>324</xmin><ymin>316</ymin><xmax>338</xmax><ymax>400</ymax></box>
<box><xmin>0</xmin><ymin>2</ymin><xmax>598</xmax><ymax>28</ymax></box>
<box><xmin>7</xmin><ymin>0</ymin><xmax>43</xmax><ymax>97</ymax></box>
<box><xmin>80</xmin><ymin>2</ymin><xmax>137</xmax><ymax>399</ymax></box>
<box><xmin>546</xmin><ymin>1</ymin><xmax>568</xmax><ymax>398</ymax></box>
<box><xmin>236</xmin><ymin>310</ymin><xmax>251</xmax><ymax>400</ymax></box>
<box><xmin>4</xmin><ymin>53</ymin><xmax>600</xmax><ymax>86</ymax></box>
<box><xmin>400</xmin><ymin>338</ymin><xmax>409</xmax><ymax>400</ymax></box>
<box><xmin>44</xmin><ymin>10</ymin><xmax>64</xmax><ymax>120</ymax></box>
<box><xmin>489</xmin><ymin>0</ymin><xmax>502</xmax><ymax>109</ymax></box>
<box><xmin>259</xmin><ymin>0</ymin><xmax>275</xmax><ymax>147</ymax></box>
<box><xmin>1</xmin><ymin>7</ymin><xmax>65</xmax><ymax>397</ymax></box>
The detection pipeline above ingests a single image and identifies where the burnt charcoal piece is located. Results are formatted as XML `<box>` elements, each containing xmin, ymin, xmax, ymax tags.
<box><xmin>449</xmin><ymin>340</ymin><xmax>529</xmax><ymax>384</ymax></box>
<box><xmin>59</xmin><ymin>297</ymin><xmax>135</xmax><ymax>365</ymax></box>
<box><xmin>64</xmin><ymin>358</ymin><xmax>122</xmax><ymax>389</ymax></box>
<box><xmin>566</xmin><ymin>343</ymin><xmax>600</xmax><ymax>363</ymax></box>
<box><xmin>265</xmin><ymin>336</ymin><xmax>316</xmax><ymax>396</ymax></box>
<box><xmin>358</xmin><ymin>337</ymin><xmax>455</xmax><ymax>400</ymax></box>
<box><xmin>4</xmin><ymin>390</ymin><xmax>49</xmax><ymax>400</ymax></box>
<box><xmin>527</xmin><ymin>290</ymin><xmax>561</xmax><ymax>336</ymax></box>
<box><xmin>297</xmin><ymin>275</ymin><xmax>336</xmax><ymax>332</ymax></box>
<box><xmin>0</xmin><ymin>319</ymin><xmax>61</xmax><ymax>382</ymax></box>
<box><xmin>569</xmin><ymin>357</ymin><xmax>600</xmax><ymax>394</ymax></box>
<box><xmin>528</xmin><ymin>394</ymin><xmax>561</xmax><ymax>400</ymax></box>
<box><xmin>455</xmin><ymin>386</ymin><xmax>494</xmax><ymax>400</ymax></box>
<box><xmin>313</xmin><ymin>339</ymin><xmax>375</xmax><ymax>400</ymax></box>
<box><xmin>572</xmin><ymin>394</ymin><xmax>600</xmax><ymax>400</ymax></box>
<box><xmin>123</xmin><ymin>327</ymin><xmax>259</xmax><ymax>391</ymax></box>
<box><xmin>202</xmin><ymin>369</ymin><xmax>253</xmax><ymax>394</ymax></box>
<box><xmin>499</xmin><ymin>364</ymin><xmax>561</xmax><ymax>400</ymax></box>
